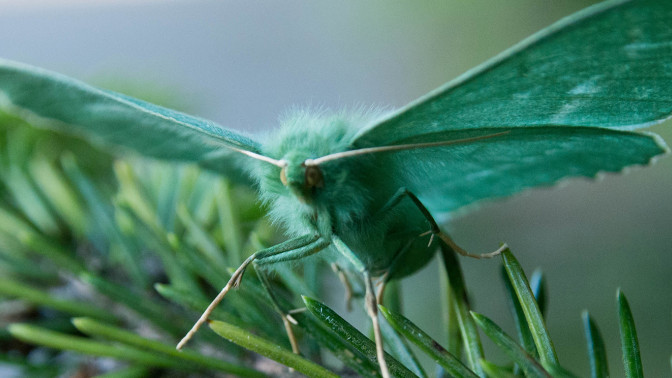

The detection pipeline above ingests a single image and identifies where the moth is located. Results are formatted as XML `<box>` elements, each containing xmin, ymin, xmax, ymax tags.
<box><xmin>0</xmin><ymin>0</ymin><xmax>671</xmax><ymax>376</ymax></box>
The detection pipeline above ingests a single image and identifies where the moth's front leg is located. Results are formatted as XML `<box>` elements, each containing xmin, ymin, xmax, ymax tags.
<box><xmin>177</xmin><ymin>233</ymin><xmax>328</xmax><ymax>350</ymax></box>
<box><xmin>253</xmin><ymin>236</ymin><xmax>330</xmax><ymax>355</ymax></box>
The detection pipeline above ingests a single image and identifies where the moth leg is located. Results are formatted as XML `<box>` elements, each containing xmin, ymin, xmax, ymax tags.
<box><xmin>331</xmin><ymin>263</ymin><xmax>354</xmax><ymax>311</ymax></box>
<box><xmin>248</xmin><ymin>237</ymin><xmax>330</xmax><ymax>355</ymax></box>
<box><xmin>177</xmin><ymin>233</ymin><xmax>327</xmax><ymax>350</ymax></box>
<box><xmin>255</xmin><ymin>265</ymin><xmax>300</xmax><ymax>354</ymax></box>
<box><xmin>331</xmin><ymin>236</ymin><xmax>390</xmax><ymax>378</ymax></box>
<box><xmin>365</xmin><ymin>271</ymin><xmax>391</xmax><ymax>378</ymax></box>
<box><xmin>438</xmin><ymin>231</ymin><xmax>507</xmax><ymax>259</ymax></box>
<box><xmin>375</xmin><ymin>237</ymin><xmax>417</xmax><ymax>304</ymax></box>
<box><xmin>375</xmin><ymin>274</ymin><xmax>388</xmax><ymax>305</ymax></box>
<box><xmin>380</xmin><ymin>188</ymin><xmax>506</xmax><ymax>259</ymax></box>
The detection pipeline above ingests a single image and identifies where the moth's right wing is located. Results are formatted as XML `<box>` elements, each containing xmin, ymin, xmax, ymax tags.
<box><xmin>345</xmin><ymin>0</ymin><xmax>672</xmax><ymax>216</ymax></box>
<box><xmin>0</xmin><ymin>59</ymin><xmax>260</xmax><ymax>181</ymax></box>
<box><xmin>351</xmin><ymin>0</ymin><xmax>672</xmax><ymax>148</ymax></box>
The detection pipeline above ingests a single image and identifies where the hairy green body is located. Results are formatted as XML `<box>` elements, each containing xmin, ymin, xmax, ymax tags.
<box><xmin>256</xmin><ymin>111</ymin><xmax>434</xmax><ymax>278</ymax></box>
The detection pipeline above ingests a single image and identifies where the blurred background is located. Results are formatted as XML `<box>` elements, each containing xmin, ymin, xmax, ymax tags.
<box><xmin>1</xmin><ymin>0</ymin><xmax>670</xmax><ymax>376</ymax></box>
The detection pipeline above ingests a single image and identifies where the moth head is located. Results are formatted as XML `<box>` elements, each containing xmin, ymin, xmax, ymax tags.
<box><xmin>278</xmin><ymin>154</ymin><xmax>324</xmax><ymax>201</ymax></box>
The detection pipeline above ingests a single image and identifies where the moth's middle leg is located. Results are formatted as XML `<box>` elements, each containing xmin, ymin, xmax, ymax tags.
<box><xmin>332</xmin><ymin>235</ymin><xmax>391</xmax><ymax>378</ymax></box>
<box><xmin>331</xmin><ymin>263</ymin><xmax>356</xmax><ymax>311</ymax></box>
<box><xmin>378</xmin><ymin>187</ymin><xmax>507</xmax><ymax>259</ymax></box>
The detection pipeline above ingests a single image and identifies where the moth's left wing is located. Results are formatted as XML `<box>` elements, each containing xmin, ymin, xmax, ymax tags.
<box><xmin>351</xmin><ymin>0</ymin><xmax>672</xmax><ymax>148</ymax></box>
<box><xmin>0</xmin><ymin>59</ymin><xmax>260</xmax><ymax>180</ymax></box>
<box><xmin>370</xmin><ymin>127</ymin><xmax>666</xmax><ymax>215</ymax></box>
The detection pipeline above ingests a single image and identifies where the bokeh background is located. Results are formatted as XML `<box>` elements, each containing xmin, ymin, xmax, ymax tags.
<box><xmin>1</xmin><ymin>1</ymin><xmax>670</xmax><ymax>376</ymax></box>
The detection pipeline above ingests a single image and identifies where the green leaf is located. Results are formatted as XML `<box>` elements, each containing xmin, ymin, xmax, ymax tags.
<box><xmin>183</xmin><ymin>171</ymin><xmax>219</xmax><ymax>224</ymax></box>
<box><xmin>215</xmin><ymin>180</ymin><xmax>244</xmax><ymax>264</ymax></box>
<box><xmin>479</xmin><ymin>359</ymin><xmax>518</xmax><ymax>378</ymax></box>
<box><xmin>154</xmin><ymin>283</ymin><xmax>244</xmax><ymax>327</ymax></box>
<box><xmin>302</xmin><ymin>296</ymin><xmax>417</xmax><ymax>377</ymax></box>
<box><xmin>23</xmin><ymin>231</ymin><xmax>87</xmax><ymax>273</ymax></box>
<box><xmin>3</xmin><ymin>165</ymin><xmax>61</xmax><ymax>235</ymax></box>
<box><xmin>379</xmin><ymin>317</ymin><xmax>427</xmax><ymax>378</ymax></box>
<box><xmin>153</xmin><ymin>164</ymin><xmax>181</xmax><ymax>233</ymax></box>
<box><xmin>28</xmin><ymin>158</ymin><xmax>87</xmax><ymax>236</ymax></box>
<box><xmin>0</xmin><ymin>353</ymin><xmax>62</xmax><ymax>377</ymax></box>
<box><xmin>0</xmin><ymin>278</ymin><xmax>115</xmax><ymax>322</ymax></box>
<box><xmin>529</xmin><ymin>269</ymin><xmax>547</xmax><ymax>318</ymax></box>
<box><xmin>582</xmin><ymin>311</ymin><xmax>609</xmax><ymax>378</ymax></box>
<box><xmin>92</xmin><ymin>366</ymin><xmax>152</xmax><ymax>378</ymax></box>
<box><xmin>208</xmin><ymin>320</ymin><xmax>338</xmax><ymax>378</ymax></box>
<box><xmin>61</xmin><ymin>154</ymin><xmax>146</xmax><ymax>287</ymax></box>
<box><xmin>9</xmin><ymin>323</ymin><xmax>191</xmax><ymax>370</ymax></box>
<box><xmin>19</xmin><ymin>232</ymin><xmax>86</xmax><ymax>274</ymax></box>
<box><xmin>0</xmin><ymin>203</ymin><xmax>36</xmax><ymax>237</ymax></box>
<box><xmin>114</xmin><ymin>161</ymin><xmax>161</xmax><ymax>235</ymax></box>
<box><xmin>617</xmin><ymin>289</ymin><xmax>643</xmax><ymax>378</ymax></box>
<box><xmin>115</xmin><ymin>205</ymin><xmax>202</xmax><ymax>295</ymax></box>
<box><xmin>502</xmin><ymin>266</ymin><xmax>537</xmax><ymax>358</ymax></box>
<box><xmin>153</xmin><ymin>283</ymin><xmax>251</xmax><ymax>347</ymax></box>
<box><xmin>439</xmin><ymin>262</ymin><xmax>461</xmax><ymax>357</ymax></box>
<box><xmin>440</xmin><ymin>243</ymin><xmax>484</xmax><ymax>376</ymax></box>
<box><xmin>80</xmin><ymin>273</ymin><xmax>185</xmax><ymax>336</ymax></box>
<box><xmin>379</xmin><ymin>305</ymin><xmax>476</xmax><ymax>378</ymax></box>
<box><xmin>289</xmin><ymin>307</ymin><xmax>381</xmax><ymax>377</ymax></box>
<box><xmin>471</xmin><ymin>312</ymin><xmax>550</xmax><ymax>378</ymax></box>
<box><xmin>0</xmin><ymin>252</ymin><xmax>59</xmax><ymax>283</ymax></box>
<box><xmin>176</xmin><ymin>203</ymin><xmax>227</xmax><ymax>267</ymax></box>
<box><xmin>171</xmin><ymin>238</ymin><xmax>233</xmax><ymax>293</ymax></box>
<box><xmin>273</xmin><ymin>264</ymin><xmax>318</xmax><ymax>300</ymax></box>
<box><xmin>72</xmin><ymin>317</ymin><xmax>264</xmax><ymax>377</ymax></box>
<box><xmin>501</xmin><ymin>249</ymin><xmax>558</xmax><ymax>368</ymax></box>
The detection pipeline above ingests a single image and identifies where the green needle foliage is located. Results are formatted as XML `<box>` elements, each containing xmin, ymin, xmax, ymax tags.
<box><xmin>209</xmin><ymin>320</ymin><xmax>336</xmax><ymax>378</ymax></box>
<box><xmin>378</xmin><ymin>305</ymin><xmax>475</xmax><ymax>378</ymax></box>
<box><xmin>617</xmin><ymin>290</ymin><xmax>643</xmax><ymax>378</ymax></box>
<box><xmin>0</xmin><ymin>108</ymin><xmax>667</xmax><ymax>377</ymax></box>
<box><xmin>583</xmin><ymin>311</ymin><xmax>609</xmax><ymax>378</ymax></box>
<box><xmin>0</xmin><ymin>108</ymin><xmax>668</xmax><ymax>377</ymax></box>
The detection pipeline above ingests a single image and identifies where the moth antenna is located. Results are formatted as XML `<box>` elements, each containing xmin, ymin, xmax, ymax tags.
<box><xmin>205</xmin><ymin>138</ymin><xmax>287</xmax><ymax>167</ymax></box>
<box><xmin>228</xmin><ymin>146</ymin><xmax>287</xmax><ymax>168</ymax></box>
<box><xmin>306</xmin><ymin>130</ymin><xmax>510</xmax><ymax>166</ymax></box>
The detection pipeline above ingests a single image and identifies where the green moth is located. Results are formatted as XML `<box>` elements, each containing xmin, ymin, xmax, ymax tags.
<box><xmin>1</xmin><ymin>0</ymin><xmax>671</xmax><ymax>376</ymax></box>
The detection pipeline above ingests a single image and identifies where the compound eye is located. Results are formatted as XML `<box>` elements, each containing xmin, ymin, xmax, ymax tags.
<box><xmin>305</xmin><ymin>165</ymin><xmax>324</xmax><ymax>189</ymax></box>
<box><xmin>280</xmin><ymin>166</ymin><xmax>288</xmax><ymax>186</ymax></box>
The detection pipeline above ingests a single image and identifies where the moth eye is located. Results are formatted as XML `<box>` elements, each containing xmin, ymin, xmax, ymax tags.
<box><xmin>305</xmin><ymin>165</ymin><xmax>324</xmax><ymax>189</ymax></box>
<box><xmin>280</xmin><ymin>167</ymin><xmax>288</xmax><ymax>186</ymax></box>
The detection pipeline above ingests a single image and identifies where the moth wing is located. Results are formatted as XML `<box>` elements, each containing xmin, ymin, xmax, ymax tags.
<box><xmin>0</xmin><ymin>59</ymin><xmax>260</xmax><ymax>181</ymax></box>
<box><xmin>369</xmin><ymin>127</ymin><xmax>667</xmax><ymax>216</ymax></box>
<box><xmin>351</xmin><ymin>0</ymin><xmax>672</xmax><ymax>148</ymax></box>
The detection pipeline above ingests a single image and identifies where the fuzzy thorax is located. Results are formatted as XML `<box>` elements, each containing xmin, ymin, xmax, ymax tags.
<box><xmin>253</xmin><ymin>110</ymin><xmax>384</xmax><ymax>237</ymax></box>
